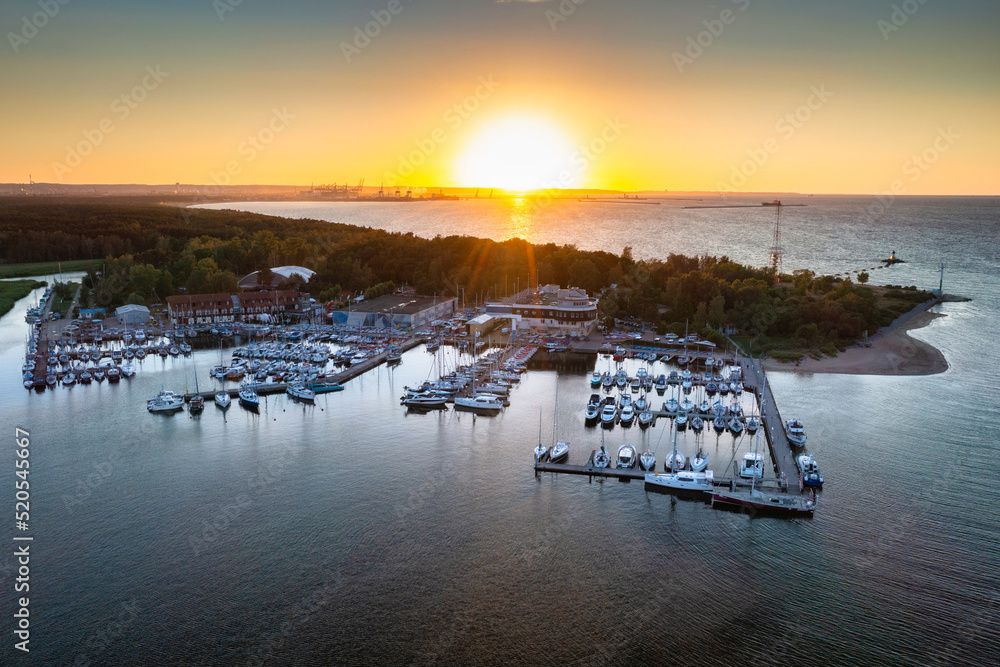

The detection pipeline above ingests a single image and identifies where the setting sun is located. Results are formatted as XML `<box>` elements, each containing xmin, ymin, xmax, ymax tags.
<box><xmin>456</xmin><ymin>116</ymin><xmax>579</xmax><ymax>191</ymax></box>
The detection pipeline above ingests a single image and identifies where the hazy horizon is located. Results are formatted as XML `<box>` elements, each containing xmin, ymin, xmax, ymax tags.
<box><xmin>2</xmin><ymin>0</ymin><xmax>998</xmax><ymax>194</ymax></box>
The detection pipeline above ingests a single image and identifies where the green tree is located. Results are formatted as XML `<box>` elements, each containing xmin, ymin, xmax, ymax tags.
<box><xmin>857</xmin><ymin>271</ymin><xmax>869</xmax><ymax>284</ymax></box>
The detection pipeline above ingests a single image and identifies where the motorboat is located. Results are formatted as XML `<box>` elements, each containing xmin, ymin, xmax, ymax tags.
<box><xmin>189</xmin><ymin>394</ymin><xmax>205</xmax><ymax>413</ymax></box>
<box><xmin>738</xmin><ymin>452</ymin><xmax>764</xmax><ymax>480</ymax></box>
<box><xmin>147</xmin><ymin>390</ymin><xmax>184</xmax><ymax>413</ymax></box>
<box><xmin>215</xmin><ymin>391</ymin><xmax>232</xmax><ymax>409</ymax></box>
<box><xmin>619</xmin><ymin>404</ymin><xmax>635</xmax><ymax>427</ymax></box>
<box><xmin>309</xmin><ymin>381</ymin><xmax>345</xmax><ymax>393</ymax></box>
<box><xmin>106</xmin><ymin>367</ymin><xmax>121</xmax><ymax>382</ymax></box>
<box><xmin>402</xmin><ymin>392</ymin><xmax>448</xmax><ymax>409</ymax></box>
<box><xmin>584</xmin><ymin>395</ymin><xmax>601</xmax><ymax>423</ymax></box>
<box><xmin>785</xmin><ymin>419</ymin><xmax>807</xmax><ymax>447</ymax></box>
<box><xmin>667</xmin><ymin>370</ymin><xmax>679</xmax><ymax>385</ymax></box>
<box><xmin>675</xmin><ymin>413</ymin><xmax>688</xmax><ymax>431</ymax></box>
<box><xmin>590</xmin><ymin>371</ymin><xmax>603</xmax><ymax>388</ymax></box>
<box><xmin>121</xmin><ymin>363</ymin><xmax>136</xmax><ymax>378</ymax></box>
<box><xmin>593</xmin><ymin>445</ymin><xmax>611</xmax><ymax>468</ymax></box>
<box><xmin>654</xmin><ymin>375</ymin><xmax>667</xmax><ymax>394</ymax></box>
<box><xmin>639</xmin><ymin>450</ymin><xmax>656</xmax><ymax>471</ymax></box>
<box><xmin>645</xmin><ymin>470</ymin><xmax>714</xmax><ymax>495</ymax></box>
<box><xmin>239</xmin><ymin>384</ymin><xmax>260</xmax><ymax>411</ymax></box>
<box><xmin>616</xmin><ymin>444</ymin><xmax>637</xmax><ymax>468</ymax></box>
<box><xmin>690</xmin><ymin>450</ymin><xmax>709</xmax><ymax>472</ymax></box>
<box><xmin>600</xmin><ymin>402</ymin><xmax>618</xmax><ymax>427</ymax></box>
<box><xmin>797</xmin><ymin>454</ymin><xmax>824</xmax><ymax>487</ymax></box>
<box><xmin>630</xmin><ymin>377</ymin><xmax>641</xmax><ymax>394</ymax></box>
<box><xmin>386</xmin><ymin>348</ymin><xmax>402</xmax><ymax>365</ymax></box>
<box><xmin>287</xmin><ymin>384</ymin><xmax>316</xmax><ymax>403</ymax></box>
<box><xmin>711</xmin><ymin>488</ymin><xmax>816</xmax><ymax>515</ymax></box>
<box><xmin>454</xmin><ymin>393</ymin><xmax>503</xmax><ymax>415</ymax></box>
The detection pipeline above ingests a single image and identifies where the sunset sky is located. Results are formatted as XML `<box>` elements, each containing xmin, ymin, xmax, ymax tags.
<box><xmin>2</xmin><ymin>0</ymin><xmax>998</xmax><ymax>194</ymax></box>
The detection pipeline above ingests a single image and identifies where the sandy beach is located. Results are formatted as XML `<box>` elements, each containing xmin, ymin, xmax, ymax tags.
<box><xmin>764</xmin><ymin>308</ymin><xmax>948</xmax><ymax>376</ymax></box>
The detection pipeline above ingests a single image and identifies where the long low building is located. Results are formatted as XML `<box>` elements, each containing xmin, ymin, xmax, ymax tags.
<box><xmin>166</xmin><ymin>290</ymin><xmax>301</xmax><ymax>325</ymax></box>
<box><xmin>485</xmin><ymin>285</ymin><xmax>598</xmax><ymax>337</ymax></box>
<box><xmin>330</xmin><ymin>293</ymin><xmax>456</xmax><ymax>330</ymax></box>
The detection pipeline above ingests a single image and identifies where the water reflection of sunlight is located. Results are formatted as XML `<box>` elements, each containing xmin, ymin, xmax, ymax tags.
<box><xmin>505</xmin><ymin>197</ymin><xmax>535</xmax><ymax>242</ymax></box>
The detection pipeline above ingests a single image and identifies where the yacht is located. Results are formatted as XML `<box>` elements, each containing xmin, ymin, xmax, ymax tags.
<box><xmin>728</xmin><ymin>417</ymin><xmax>744</xmax><ymax>436</ymax></box>
<box><xmin>534</xmin><ymin>442</ymin><xmax>549</xmax><ymax>462</ymax></box>
<box><xmin>690</xmin><ymin>416</ymin><xmax>704</xmax><ymax>433</ymax></box>
<box><xmin>121</xmin><ymin>363</ymin><xmax>136</xmax><ymax>378</ymax></box>
<box><xmin>189</xmin><ymin>394</ymin><xmax>205</xmax><ymax>413</ymax></box>
<box><xmin>309</xmin><ymin>381</ymin><xmax>345</xmax><ymax>393</ymax></box>
<box><xmin>637</xmin><ymin>409</ymin><xmax>654</xmax><ymax>429</ymax></box>
<box><xmin>215</xmin><ymin>391</ymin><xmax>232</xmax><ymax>410</ymax></box>
<box><xmin>711</xmin><ymin>488</ymin><xmax>816</xmax><ymax>515</ymax></box>
<box><xmin>386</xmin><ymin>348</ymin><xmax>402</xmax><ymax>365</ymax></box>
<box><xmin>639</xmin><ymin>450</ymin><xmax>656</xmax><ymax>471</ymax></box>
<box><xmin>616</xmin><ymin>444</ymin><xmax>637</xmax><ymax>468</ymax></box>
<box><xmin>664</xmin><ymin>397</ymin><xmax>679</xmax><ymax>415</ymax></box>
<box><xmin>738</xmin><ymin>452</ymin><xmax>764</xmax><ymax>480</ymax></box>
<box><xmin>712</xmin><ymin>415</ymin><xmax>726</xmax><ymax>433</ymax></box>
<box><xmin>63</xmin><ymin>373</ymin><xmax>76</xmax><ymax>386</ymax></box>
<box><xmin>785</xmin><ymin>419</ymin><xmax>807</xmax><ymax>447</ymax></box>
<box><xmin>654</xmin><ymin>375</ymin><xmax>667</xmax><ymax>395</ymax></box>
<box><xmin>287</xmin><ymin>384</ymin><xmax>316</xmax><ymax>403</ymax></box>
<box><xmin>593</xmin><ymin>445</ymin><xmax>611</xmax><ymax>468</ymax></box>
<box><xmin>745</xmin><ymin>417</ymin><xmax>759</xmax><ymax>434</ymax></box>
<box><xmin>402</xmin><ymin>391</ymin><xmax>449</xmax><ymax>409</ymax></box>
<box><xmin>645</xmin><ymin>470</ymin><xmax>714</xmax><ymax>495</ymax></box>
<box><xmin>454</xmin><ymin>393</ymin><xmax>503</xmax><ymax>415</ymax></box>
<box><xmin>584</xmin><ymin>395</ymin><xmax>602</xmax><ymax>423</ymax></box>
<box><xmin>147</xmin><ymin>390</ymin><xmax>184</xmax><ymax>413</ymax></box>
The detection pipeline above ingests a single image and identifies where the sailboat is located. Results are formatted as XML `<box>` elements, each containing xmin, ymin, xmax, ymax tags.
<box><xmin>239</xmin><ymin>380</ymin><xmax>260</xmax><ymax>412</ymax></box>
<box><xmin>189</xmin><ymin>366</ymin><xmax>205</xmax><ymax>413</ymax></box>
<box><xmin>593</xmin><ymin>431</ymin><xmax>611</xmax><ymax>468</ymax></box>
<box><xmin>549</xmin><ymin>383</ymin><xmax>569</xmax><ymax>463</ymax></box>
<box><xmin>533</xmin><ymin>408</ymin><xmax>549</xmax><ymax>462</ymax></box>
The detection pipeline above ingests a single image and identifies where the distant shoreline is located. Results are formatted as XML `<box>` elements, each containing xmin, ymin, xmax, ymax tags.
<box><xmin>763</xmin><ymin>297</ymin><xmax>958</xmax><ymax>376</ymax></box>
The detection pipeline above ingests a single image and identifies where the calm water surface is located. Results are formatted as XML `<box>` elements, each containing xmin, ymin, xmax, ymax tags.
<box><xmin>2</xmin><ymin>198</ymin><xmax>998</xmax><ymax>665</ymax></box>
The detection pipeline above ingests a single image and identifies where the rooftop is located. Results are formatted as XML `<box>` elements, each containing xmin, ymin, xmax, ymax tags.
<box><xmin>337</xmin><ymin>294</ymin><xmax>453</xmax><ymax>315</ymax></box>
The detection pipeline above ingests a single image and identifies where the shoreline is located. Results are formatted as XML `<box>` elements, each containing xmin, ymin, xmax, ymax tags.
<box><xmin>763</xmin><ymin>299</ymin><xmax>951</xmax><ymax>376</ymax></box>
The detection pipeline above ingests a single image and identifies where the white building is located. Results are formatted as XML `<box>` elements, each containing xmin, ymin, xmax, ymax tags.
<box><xmin>485</xmin><ymin>285</ymin><xmax>598</xmax><ymax>337</ymax></box>
<box><xmin>115</xmin><ymin>304</ymin><xmax>151</xmax><ymax>326</ymax></box>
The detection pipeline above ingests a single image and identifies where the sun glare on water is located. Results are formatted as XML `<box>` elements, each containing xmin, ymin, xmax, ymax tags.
<box><xmin>456</xmin><ymin>116</ymin><xmax>579</xmax><ymax>191</ymax></box>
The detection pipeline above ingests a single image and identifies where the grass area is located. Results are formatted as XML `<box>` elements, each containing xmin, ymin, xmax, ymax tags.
<box><xmin>0</xmin><ymin>259</ymin><xmax>98</xmax><ymax>280</ymax></box>
<box><xmin>0</xmin><ymin>280</ymin><xmax>46</xmax><ymax>319</ymax></box>
<box><xmin>50</xmin><ymin>282</ymin><xmax>79</xmax><ymax>317</ymax></box>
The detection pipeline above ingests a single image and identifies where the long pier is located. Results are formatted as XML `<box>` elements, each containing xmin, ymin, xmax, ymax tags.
<box><xmin>532</xmin><ymin>342</ymin><xmax>806</xmax><ymax>496</ymax></box>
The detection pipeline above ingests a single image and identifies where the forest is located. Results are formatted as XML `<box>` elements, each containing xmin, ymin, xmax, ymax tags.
<box><xmin>0</xmin><ymin>197</ymin><xmax>932</xmax><ymax>357</ymax></box>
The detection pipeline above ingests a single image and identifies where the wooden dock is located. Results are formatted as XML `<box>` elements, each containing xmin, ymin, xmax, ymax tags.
<box><xmin>736</xmin><ymin>356</ymin><xmax>801</xmax><ymax>492</ymax></box>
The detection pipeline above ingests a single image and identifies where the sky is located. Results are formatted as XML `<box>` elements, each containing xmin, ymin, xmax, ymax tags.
<box><xmin>1</xmin><ymin>0</ymin><xmax>998</xmax><ymax>194</ymax></box>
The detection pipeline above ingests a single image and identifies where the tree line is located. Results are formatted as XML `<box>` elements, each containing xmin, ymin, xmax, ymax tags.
<box><xmin>0</xmin><ymin>197</ymin><xmax>931</xmax><ymax>354</ymax></box>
